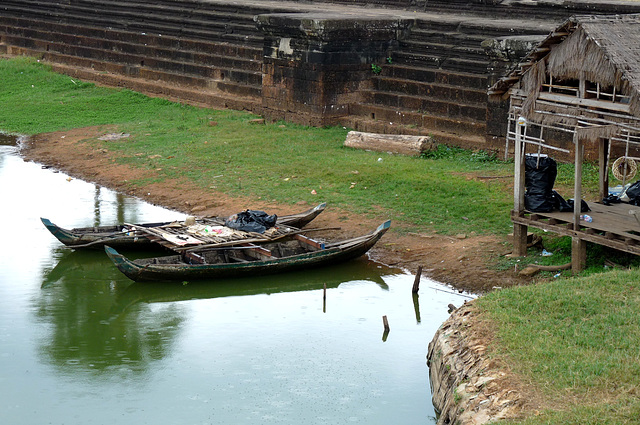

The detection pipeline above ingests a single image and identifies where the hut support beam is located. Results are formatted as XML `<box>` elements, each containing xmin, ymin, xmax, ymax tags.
<box><xmin>572</xmin><ymin>132</ymin><xmax>587</xmax><ymax>273</ymax></box>
<box><xmin>513</xmin><ymin>117</ymin><xmax>528</xmax><ymax>257</ymax></box>
<box><xmin>599</xmin><ymin>138</ymin><xmax>609</xmax><ymax>201</ymax></box>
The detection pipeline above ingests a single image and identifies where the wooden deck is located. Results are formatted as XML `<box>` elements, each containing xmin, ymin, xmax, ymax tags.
<box><xmin>512</xmin><ymin>202</ymin><xmax>640</xmax><ymax>256</ymax></box>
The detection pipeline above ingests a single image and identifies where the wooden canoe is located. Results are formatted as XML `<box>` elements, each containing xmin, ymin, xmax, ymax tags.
<box><xmin>41</xmin><ymin>203</ymin><xmax>326</xmax><ymax>250</ymax></box>
<box><xmin>105</xmin><ymin>220</ymin><xmax>391</xmax><ymax>282</ymax></box>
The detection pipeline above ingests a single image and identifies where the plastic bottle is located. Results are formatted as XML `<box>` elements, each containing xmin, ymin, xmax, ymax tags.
<box><xmin>580</xmin><ymin>214</ymin><xmax>593</xmax><ymax>223</ymax></box>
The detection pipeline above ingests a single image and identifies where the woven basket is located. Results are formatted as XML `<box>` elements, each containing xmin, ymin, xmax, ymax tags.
<box><xmin>612</xmin><ymin>157</ymin><xmax>637</xmax><ymax>181</ymax></box>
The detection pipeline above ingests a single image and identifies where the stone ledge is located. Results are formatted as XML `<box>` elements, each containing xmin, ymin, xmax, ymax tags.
<box><xmin>427</xmin><ymin>302</ymin><xmax>527</xmax><ymax>425</ymax></box>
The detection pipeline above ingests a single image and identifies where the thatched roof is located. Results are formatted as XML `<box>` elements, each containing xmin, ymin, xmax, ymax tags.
<box><xmin>489</xmin><ymin>14</ymin><xmax>640</xmax><ymax>117</ymax></box>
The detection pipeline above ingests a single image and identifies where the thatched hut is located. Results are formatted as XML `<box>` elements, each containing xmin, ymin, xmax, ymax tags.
<box><xmin>489</xmin><ymin>14</ymin><xmax>640</xmax><ymax>271</ymax></box>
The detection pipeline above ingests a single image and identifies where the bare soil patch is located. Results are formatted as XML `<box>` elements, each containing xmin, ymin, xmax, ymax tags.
<box><xmin>20</xmin><ymin>126</ymin><xmax>531</xmax><ymax>294</ymax></box>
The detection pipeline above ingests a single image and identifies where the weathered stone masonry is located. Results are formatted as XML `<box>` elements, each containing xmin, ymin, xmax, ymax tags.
<box><xmin>2</xmin><ymin>0</ymin><xmax>640</xmax><ymax>150</ymax></box>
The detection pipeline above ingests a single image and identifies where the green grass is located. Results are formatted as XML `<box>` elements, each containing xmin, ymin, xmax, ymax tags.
<box><xmin>478</xmin><ymin>269</ymin><xmax>640</xmax><ymax>424</ymax></box>
<box><xmin>0</xmin><ymin>56</ymin><xmax>514</xmax><ymax>236</ymax></box>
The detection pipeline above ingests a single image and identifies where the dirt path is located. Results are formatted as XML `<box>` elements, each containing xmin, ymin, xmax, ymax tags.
<box><xmin>20</xmin><ymin>126</ymin><xmax>530</xmax><ymax>294</ymax></box>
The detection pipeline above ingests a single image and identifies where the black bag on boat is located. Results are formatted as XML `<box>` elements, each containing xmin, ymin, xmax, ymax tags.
<box><xmin>225</xmin><ymin>210</ymin><xmax>277</xmax><ymax>234</ymax></box>
<box><xmin>524</xmin><ymin>155</ymin><xmax>557</xmax><ymax>212</ymax></box>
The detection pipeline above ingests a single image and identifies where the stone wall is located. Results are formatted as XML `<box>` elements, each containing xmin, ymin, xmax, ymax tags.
<box><xmin>427</xmin><ymin>303</ymin><xmax>527</xmax><ymax>425</ymax></box>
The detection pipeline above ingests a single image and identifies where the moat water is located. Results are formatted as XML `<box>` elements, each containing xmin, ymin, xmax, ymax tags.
<box><xmin>0</xmin><ymin>134</ymin><xmax>472</xmax><ymax>425</ymax></box>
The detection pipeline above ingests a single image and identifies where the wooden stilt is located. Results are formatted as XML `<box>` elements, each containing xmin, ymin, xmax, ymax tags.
<box><xmin>572</xmin><ymin>132</ymin><xmax>586</xmax><ymax>273</ymax></box>
<box><xmin>513</xmin><ymin>116</ymin><xmax>528</xmax><ymax>257</ymax></box>
<box><xmin>572</xmin><ymin>237</ymin><xmax>587</xmax><ymax>273</ymax></box>
<box><xmin>599</xmin><ymin>138</ymin><xmax>610</xmax><ymax>201</ymax></box>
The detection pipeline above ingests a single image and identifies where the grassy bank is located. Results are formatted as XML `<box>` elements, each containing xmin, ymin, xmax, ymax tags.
<box><xmin>2</xmin><ymin>56</ymin><xmax>640</xmax><ymax>422</ymax></box>
<box><xmin>0</xmin><ymin>57</ymin><xmax>629</xmax><ymax>273</ymax></box>
<box><xmin>0</xmin><ymin>56</ymin><xmax>514</xmax><ymax>236</ymax></box>
<box><xmin>478</xmin><ymin>269</ymin><xmax>640</xmax><ymax>424</ymax></box>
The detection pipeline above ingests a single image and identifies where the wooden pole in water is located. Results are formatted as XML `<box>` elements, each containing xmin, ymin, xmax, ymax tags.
<box><xmin>323</xmin><ymin>283</ymin><xmax>327</xmax><ymax>313</ymax></box>
<box><xmin>382</xmin><ymin>315</ymin><xmax>390</xmax><ymax>342</ymax></box>
<box><xmin>412</xmin><ymin>266</ymin><xmax>422</xmax><ymax>293</ymax></box>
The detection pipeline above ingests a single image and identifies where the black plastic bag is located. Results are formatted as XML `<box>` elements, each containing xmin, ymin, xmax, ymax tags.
<box><xmin>602</xmin><ymin>194</ymin><xmax>621</xmax><ymax>206</ymax></box>
<box><xmin>552</xmin><ymin>190</ymin><xmax>572</xmax><ymax>212</ymax></box>
<box><xmin>225</xmin><ymin>210</ymin><xmax>277</xmax><ymax>234</ymax></box>
<box><xmin>524</xmin><ymin>155</ymin><xmax>557</xmax><ymax>212</ymax></box>
<box><xmin>552</xmin><ymin>190</ymin><xmax>590</xmax><ymax>212</ymax></box>
<box><xmin>566</xmin><ymin>198</ymin><xmax>590</xmax><ymax>212</ymax></box>
<box><xmin>623</xmin><ymin>180</ymin><xmax>640</xmax><ymax>203</ymax></box>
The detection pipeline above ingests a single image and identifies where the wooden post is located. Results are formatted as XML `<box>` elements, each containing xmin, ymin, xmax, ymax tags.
<box><xmin>412</xmin><ymin>266</ymin><xmax>422</xmax><ymax>293</ymax></box>
<box><xmin>513</xmin><ymin>116</ymin><xmax>528</xmax><ymax>257</ymax></box>
<box><xmin>599</xmin><ymin>138</ymin><xmax>610</xmax><ymax>202</ymax></box>
<box><xmin>323</xmin><ymin>283</ymin><xmax>327</xmax><ymax>313</ymax></box>
<box><xmin>572</xmin><ymin>132</ymin><xmax>587</xmax><ymax>273</ymax></box>
<box><xmin>382</xmin><ymin>315</ymin><xmax>390</xmax><ymax>342</ymax></box>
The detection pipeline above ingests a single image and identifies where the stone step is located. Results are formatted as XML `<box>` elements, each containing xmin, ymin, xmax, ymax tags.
<box><xmin>397</xmin><ymin>39</ymin><xmax>486</xmax><ymax>62</ymax></box>
<box><xmin>2</xmin><ymin>25</ymin><xmax>263</xmax><ymax>74</ymax></box>
<box><xmin>349</xmin><ymin>103</ymin><xmax>485</xmax><ymax>136</ymax></box>
<box><xmin>407</xmin><ymin>0</ymin><xmax>640</xmax><ymax>21</ymax></box>
<box><xmin>1</xmin><ymin>19</ymin><xmax>263</xmax><ymax>86</ymax></box>
<box><xmin>392</xmin><ymin>50</ymin><xmax>489</xmax><ymax>74</ymax></box>
<box><xmin>51</xmin><ymin>63</ymin><xmax>262</xmax><ymax>114</ymax></box>
<box><xmin>2</xmin><ymin>16</ymin><xmax>263</xmax><ymax>60</ymax></box>
<box><xmin>380</xmin><ymin>64</ymin><xmax>488</xmax><ymax>91</ymax></box>
<box><xmin>7</xmin><ymin>43</ymin><xmax>263</xmax><ymax>100</ymax></box>
<box><xmin>368</xmin><ymin>77</ymin><xmax>487</xmax><ymax>108</ymax></box>
<box><xmin>3</xmin><ymin>33</ymin><xmax>263</xmax><ymax>88</ymax></box>
<box><xmin>358</xmin><ymin>90</ymin><xmax>486</xmax><ymax>123</ymax></box>
<box><xmin>1</xmin><ymin>0</ymin><xmax>263</xmax><ymax>43</ymax></box>
<box><xmin>46</xmin><ymin>60</ymin><xmax>263</xmax><ymax>111</ymax></box>
<box><xmin>406</xmin><ymin>32</ymin><xmax>489</xmax><ymax>50</ymax></box>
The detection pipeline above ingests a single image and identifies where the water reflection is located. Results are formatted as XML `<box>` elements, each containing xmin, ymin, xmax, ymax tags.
<box><xmin>35</xmin><ymin>269</ymin><xmax>184</xmax><ymax>376</ymax></box>
<box><xmin>113</xmin><ymin>259</ymin><xmax>396</xmax><ymax>315</ymax></box>
<box><xmin>37</xmin><ymin>248</ymin><xmax>399</xmax><ymax>376</ymax></box>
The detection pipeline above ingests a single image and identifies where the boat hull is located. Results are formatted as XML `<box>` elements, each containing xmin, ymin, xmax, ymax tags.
<box><xmin>42</xmin><ymin>203</ymin><xmax>326</xmax><ymax>250</ymax></box>
<box><xmin>105</xmin><ymin>220</ymin><xmax>390</xmax><ymax>282</ymax></box>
